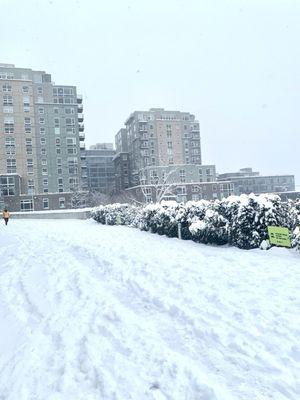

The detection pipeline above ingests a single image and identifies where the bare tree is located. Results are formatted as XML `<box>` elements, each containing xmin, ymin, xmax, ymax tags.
<box><xmin>138</xmin><ymin>166</ymin><xmax>179</xmax><ymax>203</ymax></box>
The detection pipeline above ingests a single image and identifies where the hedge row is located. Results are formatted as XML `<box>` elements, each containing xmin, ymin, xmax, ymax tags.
<box><xmin>91</xmin><ymin>195</ymin><xmax>300</xmax><ymax>250</ymax></box>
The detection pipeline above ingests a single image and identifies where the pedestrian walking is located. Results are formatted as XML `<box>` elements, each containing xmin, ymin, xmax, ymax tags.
<box><xmin>2</xmin><ymin>209</ymin><xmax>10</xmax><ymax>226</ymax></box>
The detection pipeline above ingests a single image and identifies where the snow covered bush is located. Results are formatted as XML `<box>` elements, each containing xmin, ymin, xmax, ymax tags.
<box><xmin>218</xmin><ymin>194</ymin><xmax>298</xmax><ymax>250</ymax></box>
<box><xmin>136</xmin><ymin>202</ymin><xmax>183</xmax><ymax>238</ymax></box>
<box><xmin>189</xmin><ymin>206</ymin><xmax>229</xmax><ymax>245</ymax></box>
<box><xmin>91</xmin><ymin>203</ymin><xmax>138</xmax><ymax>226</ymax></box>
<box><xmin>292</xmin><ymin>227</ymin><xmax>300</xmax><ymax>250</ymax></box>
<box><xmin>91</xmin><ymin>195</ymin><xmax>300</xmax><ymax>251</ymax></box>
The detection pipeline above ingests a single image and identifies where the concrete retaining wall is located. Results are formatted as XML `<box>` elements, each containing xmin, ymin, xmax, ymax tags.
<box><xmin>11</xmin><ymin>210</ymin><xmax>91</xmax><ymax>220</ymax></box>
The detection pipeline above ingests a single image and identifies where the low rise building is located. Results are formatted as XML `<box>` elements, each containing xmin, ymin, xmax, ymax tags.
<box><xmin>217</xmin><ymin>168</ymin><xmax>295</xmax><ymax>195</ymax></box>
<box><xmin>86</xmin><ymin>144</ymin><xmax>116</xmax><ymax>194</ymax></box>
<box><xmin>126</xmin><ymin>181</ymin><xmax>234</xmax><ymax>203</ymax></box>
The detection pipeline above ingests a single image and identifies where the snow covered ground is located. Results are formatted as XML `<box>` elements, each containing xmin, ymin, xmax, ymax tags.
<box><xmin>0</xmin><ymin>219</ymin><xmax>299</xmax><ymax>400</ymax></box>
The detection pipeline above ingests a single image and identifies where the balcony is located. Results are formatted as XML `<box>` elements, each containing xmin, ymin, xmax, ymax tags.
<box><xmin>77</xmin><ymin>104</ymin><xmax>83</xmax><ymax>113</ymax></box>
<box><xmin>77</xmin><ymin>95</ymin><xmax>83</xmax><ymax>104</ymax></box>
<box><xmin>79</xmin><ymin>132</ymin><xmax>85</xmax><ymax>141</ymax></box>
<box><xmin>79</xmin><ymin>123</ymin><xmax>84</xmax><ymax>132</ymax></box>
<box><xmin>80</xmin><ymin>142</ymin><xmax>85</xmax><ymax>150</ymax></box>
<box><xmin>78</xmin><ymin>114</ymin><xmax>84</xmax><ymax>122</ymax></box>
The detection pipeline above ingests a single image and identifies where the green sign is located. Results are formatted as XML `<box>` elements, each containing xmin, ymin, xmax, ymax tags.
<box><xmin>267</xmin><ymin>226</ymin><xmax>291</xmax><ymax>248</ymax></box>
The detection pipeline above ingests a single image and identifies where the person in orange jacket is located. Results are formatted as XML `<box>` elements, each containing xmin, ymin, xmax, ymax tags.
<box><xmin>2</xmin><ymin>209</ymin><xmax>10</xmax><ymax>225</ymax></box>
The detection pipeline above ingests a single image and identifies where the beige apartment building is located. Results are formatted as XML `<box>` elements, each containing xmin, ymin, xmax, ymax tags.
<box><xmin>0</xmin><ymin>63</ymin><xmax>86</xmax><ymax>211</ymax></box>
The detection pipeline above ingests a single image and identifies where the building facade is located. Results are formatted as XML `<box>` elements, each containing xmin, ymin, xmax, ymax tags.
<box><xmin>123</xmin><ymin>108</ymin><xmax>202</xmax><ymax>186</ymax></box>
<box><xmin>217</xmin><ymin>168</ymin><xmax>295</xmax><ymax>195</ymax></box>
<box><xmin>114</xmin><ymin>108</ymin><xmax>203</xmax><ymax>193</ymax></box>
<box><xmin>126</xmin><ymin>181</ymin><xmax>234</xmax><ymax>203</ymax></box>
<box><xmin>0</xmin><ymin>63</ymin><xmax>86</xmax><ymax>211</ymax></box>
<box><xmin>86</xmin><ymin>144</ymin><xmax>116</xmax><ymax>194</ymax></box>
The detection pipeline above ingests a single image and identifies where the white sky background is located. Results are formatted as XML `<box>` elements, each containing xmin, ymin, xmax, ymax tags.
<box><xmin>1</xmin><ymin>0</ymin><xmax>299</xmax><ymax>186</ymax></box>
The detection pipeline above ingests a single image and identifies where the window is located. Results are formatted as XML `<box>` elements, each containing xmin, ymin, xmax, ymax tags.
<box><xmin>167</xmin><ymin>141</ymin><xmax>173</xmax><ymax>148</ymax></box>
<box><xmin>0</xmin><ymin>176</ymin><xmax>15</xmax><ymax>196</ymax></box>
<box><xmin>22</xmin><ymin>86</ymin><xmax>29</xmax><ymax>93</ymax></box>
<box><xmin>54</xmin><ymin>118</ymin><xmax>60</xmax><ymax>127</ymax></box>
<box><xmin>56</xmin><ymin>148</ymin><xmax>61</xmax><ymax>154</ymax></box>
<box><xmin>40</xmin><ymin>137</ymin><xmax>46</xmax><ymax>145</ymax></box>
<box><xmin>59</xmin><ymin>197</ymin><xmax>65</xmax><ymax>208</ymax></box>
<box><xmin>67</xmin><ymin>147</ymin><xmax>77</xmax><ymax>155</ymax></box>
<box><xmin>2</xmin><ymin>84</ymin><xmax>12</xmax><ymax>92</ymax></box>
<box><xmin>66</xmin><ymin>127</ymin><xmax>75</xmax><ymax>134</ymax></box>
<box><xmin>54</xmin><ymin>107</ymin><xmax>59</xmax><ymax>114</ymax></box>
<box><xmin>41</xmin><ymin>159</ymin><xmax>47</xmax><ymax>165</ymax></box>
<box><xmin>0</xmin><ymin>72</ymin><xmax>14</xmax><ymax>79</ymax></box>
<box><xmin>177</xmin><ymin>186</ymin><xmax>186</xmax><ymax>195</ymax></box>
<box><xmin>5</xmin><ymin>137</ymin><xmax>15</xmax><ymax>155</ymax></box>
<box><xmin>24</xmin><ymin>117</ymin><xmax>31</xmax><ymax>134</ymax></box>
<box><xmin>43</xmin><ymin>198</ymin><xmax>49</xmax><ymax>210</ymax></box>
<box><xmin>41</xmin><ymin>148</ymin><xmax>47</xmax><ymax>155</ymax></box>
<box><xmin>27</xmin><ymin>158</ymin><xmax>33</xmax><ymax>174</ymax></box>
<box><xmin>38</xmin><ymin>107</ymin><xmax>44</xmax><ymax>114</ymax></box>
<box><xmin>66</xmin><ymin>137</ymin><xmax>76</xmax><ymax>145</ymax></box>
<box><xmin>42</xmin><ymin>167</ymin><xmax>48</xmax><ymax>175</ymax></box>
<box><xmin>28</xmin><ymin>179</ymin><xmax>34</xmax><ymax>193</ymax></box>
<box><xmin>65</xmin><ymin>107</ymin><xmax>74</xmax><ymax>114</ymax></box>
<box><xmin>58</xmin><ymin>178</ymin><xmax>64</xmax><ymax>192</ymax></box>
<box><xmin>6</xmin><ymin>158</ymin><xmax>16</xmax><ymax>173</ymax></box>
<box><xmin>55</xmin><ymin>138</ymin><xmax>61</xmax><ymax>145</ymax></box>
<box><xmin>180</xmin><ymin>169</ymin><xmax>186</xmax><ymax>183</ymax></box>
<box><xmin>3</xmin><ymin>106</ymin><xmax>13</xmax><ymax>113</ymax></box>
<box><xmin>20</xmin><ymin>200</ymin><xmax>33</xmax><ymax>212</ymax></box>
<box><xmin>23</xmin><ymin>96</ymin><xmax>30</xmax><ymax>107</ymax></box>
<box><xmin>69</xmin><ymin>177</ymin><xmax>78</xmax><ymax>189</ymax></box>
<box><xmin>3</xmin><ymin>95</ymin><xmax>13</xmax><ymax>105</ymax></box>
<box><xmin>26</xmin><ymin>143</ymin><xmax>33</xmax><ymax>155</ymax></box>
<box><xmin>37</xmin><ymin>87</ymin><xmax>43</xmax><ymax>95</ymax></box>
<box><xmin>39</xmin><ymin>117</ymin><xmax>45</xmax><ymax>124</ymax></box>
<box><xmin>64</xmin><ymin>88</ymin><xmax>73</xmax><ymax>96</ymax></box>
<box><xmin>43</xmin><ymin>178</ymin><xmax>48</xmax><ymax>186</ymax></box>
<box><xmin>68</xmin><ymin>157</ymin><xmax>78</xmax><ymax>174</ymax></box>
<box><xmin>66</xmin><ymin>118</ymin><xmax>75</xmax><ymax>126</ymax></box>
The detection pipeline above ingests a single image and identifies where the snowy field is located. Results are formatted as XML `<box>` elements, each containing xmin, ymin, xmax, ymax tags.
<box><xmin>0</xmin><ymin>219</ymin><xmax>299</xmax><ymax>400</ymax></box>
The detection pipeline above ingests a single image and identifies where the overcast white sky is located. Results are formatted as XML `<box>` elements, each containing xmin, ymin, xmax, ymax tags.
<box><xmin>1</xmin><ymin>0</ymin><xmax>299</xmax><ymax>186</ymax></box>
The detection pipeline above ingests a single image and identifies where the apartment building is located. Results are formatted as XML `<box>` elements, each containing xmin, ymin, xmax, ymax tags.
<box><xmin>86</xmin><ymin>144</ymin><xmax>116</xmax><ymax>194</ymax></box>
<box><xmin>123</xmin><ymin>108</ymin><xmax>202</xmax><ymax>186</ymax></box>
<box><xmin>114</xmin><ymin>108</ymin><xmax>202</xmax><ymax>189</ymax></box>
<box><xmin>0</xmin><ymin>63</ymin><xmax>86</xmax><ymax>211</ymax></box>
<box><xmin>112</xmin><ymin>108</ymin><xmax>232</xmax><ymax>203</ymax></box>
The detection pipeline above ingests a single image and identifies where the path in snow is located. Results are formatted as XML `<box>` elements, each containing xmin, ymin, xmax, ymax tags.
<box><xmin>0</xmin><ymin>219</ymin><xmax>299</xmax><ymax>400</ymax></box>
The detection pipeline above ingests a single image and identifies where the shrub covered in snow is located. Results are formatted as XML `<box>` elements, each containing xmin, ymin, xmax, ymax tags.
<box><xmin>91</xmin><ymin>203</ymin><xmax>138</xmax><ymax>226</ymax></box>
<box><xmin>218</xmin><ymin>194</ymin><xmax>298</xmax><ymax>249</ymax></box>
<box><xmin>292</xmin><ymin>227</ymin><xmax>300</xmax><ymax>250</ymax></box>
<box><xmin>189</xmin><ymin>207</ymin><xmax>229</xmax><ymax>245</ymax></box>
<box><xmin>91</xmin><ymin>194</ymin><xmax>300</xmax><ymax>251</ymax></box>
